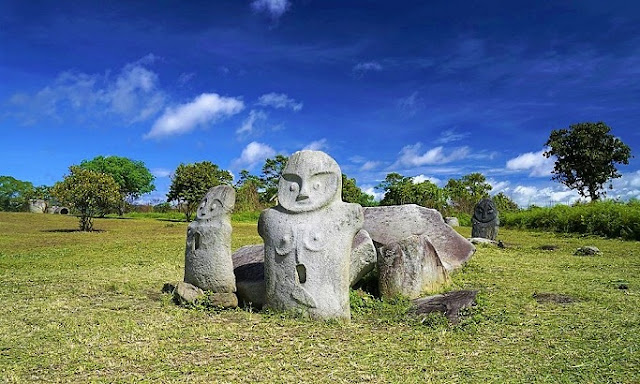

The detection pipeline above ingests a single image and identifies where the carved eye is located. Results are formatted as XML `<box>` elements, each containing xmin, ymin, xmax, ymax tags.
<box><xmin>313</xmin><ymin>181</ymin><xmax>321</xmax><ymax>190</ymax></box>
<box><xmin>289</xmin><ymin>183</ymin><xmax>299</xmax><ymax>192</ymax></box>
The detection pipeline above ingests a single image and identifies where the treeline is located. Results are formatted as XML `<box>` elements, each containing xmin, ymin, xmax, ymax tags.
<box><xmin>501</xmin><ymin>200</ymin><xmax>640</xmax><ymax>240</ymax></box>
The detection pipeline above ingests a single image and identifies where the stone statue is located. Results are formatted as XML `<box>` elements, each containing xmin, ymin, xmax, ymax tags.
<box><xmin>471</xmin><ymin>198</ymin><xmax>499</xmax><ymax>240</ymax></box>
<box><xmin>184</xmin><ymin>185</ymin><xmax>238</xmax><ymax>307</ymax></box>
<box><xmin>258</xmin><ymin>150</ymin><xmax>363</xmax><ymax>320</ymax></box>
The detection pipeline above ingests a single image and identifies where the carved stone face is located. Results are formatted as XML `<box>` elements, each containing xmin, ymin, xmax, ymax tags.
<box><xmin>278</xmin><ymin>150</ymin><xmax>341</xmax><ymax>213</ymax></box>
<box><xmin>196</xmin><ymin>185</ymin><xmax>236</xmax><ymax>220</ymax></box>
<box><xmin>473</xmin><ymin>198</ymin><xmax>497</xmax><ymax>223</ymax></box>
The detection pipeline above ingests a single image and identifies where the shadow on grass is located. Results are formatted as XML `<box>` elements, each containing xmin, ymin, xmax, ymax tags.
<box><xmin>42</xmin><ymin>229</ymin><xmax>106</xmax><ymax>233</ymax></box>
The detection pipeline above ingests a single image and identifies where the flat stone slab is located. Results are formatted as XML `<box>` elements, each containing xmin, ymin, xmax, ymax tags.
<box><xmin>410</xmin><ymin>290</ymin><xmax>478</xmax><ymax>323</ymax></box>
<box><xmin>574</xmin><ymin>246</ymin><xmax>602</xmax><ymax>256</ymax></box>
<box><xmin>232</xmin><ymin>244</ymin><xmax>266</xmax><ymax>308</ymax></box>
<box><xmin>363</xmin><ymin>205</ymin><xmax>475</xmax><ymax>271</ymax></box>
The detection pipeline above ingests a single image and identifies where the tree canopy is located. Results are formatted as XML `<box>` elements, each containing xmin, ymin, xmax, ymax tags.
<box><xmin>259</xmin><ymin>154</ymin><xmax>288</xmax><ymax>205</ymax></box>
<box><xmin>342</xmin><ymin>174</ymin><xmax>377</xmax><ymax>207</ymax></box>
<box><xmin>79</xmin><ymin>156</ymin><xmax>155</xmax><ymax>214</ymax></box>
<box><xmin>378</xmin><ymin>173</ymin><xmax>447</xmax><ymax>211</ymax></box>
<box><xmin>444</xmin><ymin>173</ymin><xmax>492</xmax><ymax>214</ymax></box>
<box><xmin>52</xmin><ymin>167</ymin><xmax>121</xmax><ymax>231</ymax></box>
<box><xmin>544</xmin><ymin>122</ymin><xmax>632</xmax><ymax>201</ymax></box>
<box><xmin>0</xmin><ymin>176</ymin><xmax>34</xmax><ymax>212</ymax></box>
<box><xmin>167</xmin><ymin>161</ymin><xmax>233</xmax><ymax>220</ymax></box>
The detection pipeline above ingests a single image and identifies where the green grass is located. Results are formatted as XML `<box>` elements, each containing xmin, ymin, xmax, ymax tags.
<box><xmin>1</xmin><ymin>212</ymin><xmax>639</xmax><ymax>383</ymax></box>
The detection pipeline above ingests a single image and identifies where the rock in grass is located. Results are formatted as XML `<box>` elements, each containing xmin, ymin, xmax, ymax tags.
<box><xmin>574</xmin><ymin>246</ymin><xmax>602</xmax><ymax>256</ymax></box>
<box><xmin>469</xmin><ymin>237</ymin><xmax>498</xmax><ymax>246</ymax></box>
<box><xmin>410</xmin><ymin>290</ymin><xmax>478</xmax><ymax>324</ymax></box>
<box><xmin>174</xmin><ymin>281</ymin><xmax>205</xmax><ymax>305</ymax></box>
<box><xmin>233</xmin><ymin>244</ymin><xmax>266</xmax><ymax>308</ymax></box>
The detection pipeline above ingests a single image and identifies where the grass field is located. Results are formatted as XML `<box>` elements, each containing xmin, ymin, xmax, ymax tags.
<box><xmin>1</xmin><ymin>212</ymin><xmax>639</xmax><ymax>383</ymax></box>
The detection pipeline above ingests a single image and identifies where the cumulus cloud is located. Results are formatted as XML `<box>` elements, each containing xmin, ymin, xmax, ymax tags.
<box><xmin>145</xmin><ymin>93</ymin><xmax>244</xmax><ymax>139</ymax></box>
<box><xmin>251</xmin><ymin>0</ymin><xmax>291</xmax><ymax>19</ymax></box>
<box><xmin>256</xmin><ymin>92</ymin><xmax>303</xmax><ymax>111</ymax></box>
<box><xmin>395</xmin><ymin>143</ymin><xmax>470</xmax><ymax>167</ymax></box>
<box><xmin>412</xmin><ymin>174</ymin><xmax>442</xmax><ymax>185</ymax></box>
<box><xmin>233</xmin><ymin>141</ymin><xmax>276</xmax><ymax>169</ymax></box>
<box><xmin>508</xmin><ymin>185</ymin><xmax>582</xmax><ymax>207</ymax></box>
<box><xmin>303</xmin><ymin>139</ymin><xmax>328</xmax><ymax>151</ymax></box>
<box><xmin>506</xmin><ymin>149</ymin><xmax>555</xmax><ymax>177</ymax></box>
<box><xmin>362</xmin><ymin>185</ymin><xmax>385</xmax><ymax>202</ymax></box>
<box><xmin>237</xmin><ymin>109</ymin><xmax>267</xmax><ymax>135</ymax></box>
<box><xmin>487</xmin><ymin>178</ymin><xmax>510</xmax><ymax>194</ymax></box>
<box><xmin>353</xmin><ymin>61</ymin><xmax>383</xmax><ymax>72</ymax></box>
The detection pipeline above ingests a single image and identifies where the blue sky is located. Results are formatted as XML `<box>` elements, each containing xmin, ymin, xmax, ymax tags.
<box><xmin>2</xmin><ymin>0</ymin><xmax>639</xmax><ymax>207</ymax></box>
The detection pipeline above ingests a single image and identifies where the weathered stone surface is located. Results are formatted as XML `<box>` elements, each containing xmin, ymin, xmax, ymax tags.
<box><xmin>411</xmin><ymin>290</ymin><xmax>478</xmax><ymax>323</ymax></box>
<box><xmin>259</xmin><ymin>150</ymin><xmax>362</xmax><ymax>320</ymax></box>
<box><xmin>207</xmin><ymin>292</ymin><xmax>238</xmax><ymax>308</ymax></box>
<box><xmin>471</xmin><ymin>198</ymin><xmax>499</xmax><ymax>240</ymax></box>
<box><xmin>363</xmin><ymin>204</ymin><xmax>475</xmax><ymax>271</ymax></box>
<box><xmin>469</xmin><ymin>237</ymin><xmax>498</xmax><ymax>246</ymax></box>
<box><xmin>174</xmin><ymin>281</ymin><xmax>205</xmax><ymax>305</ymax></box>
<box><xmin>232</xmin><ymin>244</ymin><xmax>266</xmax><ymax>308</ymax></box>
<box><xmin>444</xmin><ymin>217</ymin><xmax>459</xmax><ymax>227</ymax></box>
<box><xmin>350</xmin><ymin>229</ymin><xmax>377</xmax><ymax>286</ymax></box>
<box><xmin>29</xmin><ymin>199</ymin><xmax>47</xmax><ymax>213</ymax></box>
<box><xmin>377</xmin><ymin>234</ymin><xmax>449</xmax><ymax>299</ymax></box>
<box><xmin>574</xmin><ymin>246</ymin><xmax>602</xmax><ymax>256</ymax></box>
<box><xmin>184</xmin><ymin>186</ymin><xmax>237</xmax><ymax>301</ymax></box>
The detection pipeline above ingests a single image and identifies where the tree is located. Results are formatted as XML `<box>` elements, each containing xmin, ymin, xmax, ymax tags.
<box><xmin>52</xmin><ymin>167</ymin><xmax>121</xmax><ymax>231</ymax></box>
<box><xmin>492</xmin><ymin>192</ymin><xmax>519</xmax><ymax>212</ymax></box>
<box><xmin>544</xmin><ymin>122</ymin><xmax>632</xmax><ymax>201</ymax></box>
<box><xmin>445</xmin><ymin>173</ymin><xmax>492</xmax><ymax>214</ymax></box>
<box><xmin>167</xmin><ymin>161</ymin><xmax>233</xmax><ymax>220</ymax></box>
<box><xmin>79</xmin><ymin>156</ymin><xmax>155</xmax><ymax>214</ymax></box>
<box><xmin>234</xmin><ymin>170</ymin><xmax>264</xmax><ymax>212</ymax></box>
<box><xmin>378</xmin><ymin>173</ymin><xmax>447</xmax><ymax>211</ymax></box>
<box><xmin>0</xmin><ymin>176</ymin><xmax>34</xmax><ymax>211</ymax></box>
<box><xmin>259</xmin><ymin>155</ymin><xmax>288</xmax><ymax>204</ymax></box>
<box><xmin>341</xmin><ymin>174</ymin><xmax>377</xmax><ymax>207</ymax></box>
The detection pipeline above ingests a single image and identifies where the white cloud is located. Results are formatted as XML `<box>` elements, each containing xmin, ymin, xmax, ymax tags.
<box><xmin>506</xmin><ymin>149</ymin><xmax>555</xmax><ymax>177</ymax></box>
<box><xmin>237</xmin><ymin>109</ymin><xmax>267</xmax><ymax>135</ymax></box>
<box><xmin>396</xmin><ymin>143</ymin><xmax>470</xmax><ymax>167</ymax></box>
<box><xmin>303</xmin><ymin>139</ymin><xmax>328</xmax><ymax>151</ymax></box>
<box><xmin>436</xmin><ymin>128</ymin><xmax>470</xmax><ymax>144</ymax></box>
<box><xmin>362</xmin><ymin>185</ymin><xmax>385</xmax><ymax>202</ymax></box>
<box><xmin>233</xmin><ymin>141</ymin><xmax>276</xmax><ymax>169</ymax></box>
<box><xmin>251</xmin><ymin>0</ymin><xmax>291</xmax><ymax>19</ymax></box>
<box><xmin>8</xmin><ymin>55</ymin><xmax>166</xmax><ymax>124</ymax></box>
<box><xmin>256</xmin><ymin>92</ymin><xmax>303</xmax><ymax>111</ymax></box>
<box><xmin>509</xmin><ymin>185</ymin><xmax>582</xmax><ymax>207</ymax></box>
<box><xmin>145</xmin><ymin>93</ymin><xmax>244</xmax><ymax>139</ymax></box>
<box><xmin>487</xmin><ymin>178</ymin><xmax>510</xmax><ymax>194</ymax></box>
<box><xmin>353</xmin><ymin>61</ymin><xmax>383</xmax><ymax>72</ymax></box>
<box><xmin>412</xmin><ymin>174</ymin><xmax>442</xmax><ymax>185</ymax></box>
<box><xmin>151</xmin><ymin>168</ymin><xmax>172</xmax><ymax>178</ymax></box>
<box><xmin>360</xmin><ymin>161</ymin><xmax>381</xmax><ymax>172</ymax></box>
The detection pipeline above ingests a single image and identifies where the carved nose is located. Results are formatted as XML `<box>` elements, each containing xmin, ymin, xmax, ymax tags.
<box><xmin>296</xmin><ymin>183</ymin><xmax>309</xmax><ymax>201</ymax></box>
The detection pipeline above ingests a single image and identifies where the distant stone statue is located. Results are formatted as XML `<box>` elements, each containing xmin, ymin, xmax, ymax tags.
<box><xmin>471</xmin><ymin>198</ymin><xmax>499</xmax><ymax>240</ymax></box>
<box><xmin>259</xmin><ymin>150</ymin><xmax>363</xmax><ymax>320</ymax></box>
<box><xmin>184</xmin><ymin>185</ymin><xmax>238</xmax><ymax>307</ymax></box>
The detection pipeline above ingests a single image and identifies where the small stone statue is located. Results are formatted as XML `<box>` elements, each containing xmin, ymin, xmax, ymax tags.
<box><xmin>471</xmin><ymin>198</ymin><xmax>499</xmax><ymax>240</ymax></box>
<box><xmin>259</xmin><ymin>150</ymin><xmax>363</xmax><ymax>320</ymax></box>
<box><xmin>184</xmin><ymin>185</ymin><xmax>237</xmax><ymax>307</ymax></box>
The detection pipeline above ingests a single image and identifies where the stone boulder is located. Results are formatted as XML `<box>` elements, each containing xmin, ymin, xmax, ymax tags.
<box><xmin>410</xmin><ymin>290</ymin><xmax>478</xmax><ymax>324</ymax></box>
<box><xmin>232</xmin><ymin>244</ymin><xmax>266</xmax><ymax>308</ymax></box>
<box><xmin>444</xmin><ymin>217</ymin><xmax>459</xmax><ymax>227</ymax></box>
<box><xmin>29</xmin><ymin>199</ymin><xmax>47</xmax><ymax>213</ymax></box>
<box><xmin>350</xmin><ymin>229</ymin><xmax>377</xmax><ymax>286</ymax></box>
<box><xmin>173</xmin><ymin>281</ymin><xmax>205</xmax><ymax>306</ymax></box>
<box><xmin>363</xmin><ymin>205</ymin><xmax>475</xmax><ymax>271</ymax></box>
<box><xmin>574</xmin><ymin>246</ymin><xmax>602</xmax><ymax>256</ymax></box>
<box><xmin>377</xmin><ymin>234</ymin><xmax>449</xmax><ymax>299</ymax></box>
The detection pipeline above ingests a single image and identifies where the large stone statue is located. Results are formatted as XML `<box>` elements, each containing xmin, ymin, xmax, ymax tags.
<box><xmin>258</xmin><ymin>150</ymin><xmax>363</xmax><ymax>320</ymax></box>
<box><xmin>471</xmin><ymin>198</ymin><xmax>499</xmax><ymax>240</ymax></box>
<box><xmin>184</xmin><ymin>185</ymin><xmax>237</xmax><ymax>307</ymax></box>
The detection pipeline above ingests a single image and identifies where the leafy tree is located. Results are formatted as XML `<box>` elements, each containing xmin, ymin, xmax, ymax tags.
<box><xmin>378</xmin><ymin>173</ymin><xmax>447</xmax><ymax>211</ymax></box>
<box><xmin>445</xmin><ymin>173</ymin><xmax>492</xmax><ymax>214</ymax></box>
<box><xmin>492</xmin><ymin>192</ymin><xmax>519</xmax><ymax>212</ymax></box>
<box><xmin>167</xmin><ymin>161</ymin><xmax>233</xmax><ymax>221</ymax></box>
<box><xmin>79</xmin><ymin>156</ymin><xmax>155</xmax><ymax>215</ymax></box>
<box><xmin>0</xmin><ymin>176</ymin><xmax>34</xmax><ymax>211</ymax></box>
<box><xmin>544</xmin><ymin>122</ymin><xmax>632</xmax><ymax>201</ymax></box>
<box><xmin>234</xmin><ymin>170</ymin><xmax>264</xmax><ymax>212</ymax></box>
<box><xmin>259</xmin><ymin>154</ymin><xmax>288</xmax><ymax>204</ymax></box>
<box><xmin>52</xmin><ymin>167</ymin><xmax>121</xmax><ymax>231</ymax></box>
<box><xmin>342</xmin><ymin>174</ymin><xmax>377</xmax><ymax>207</ymax></box>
